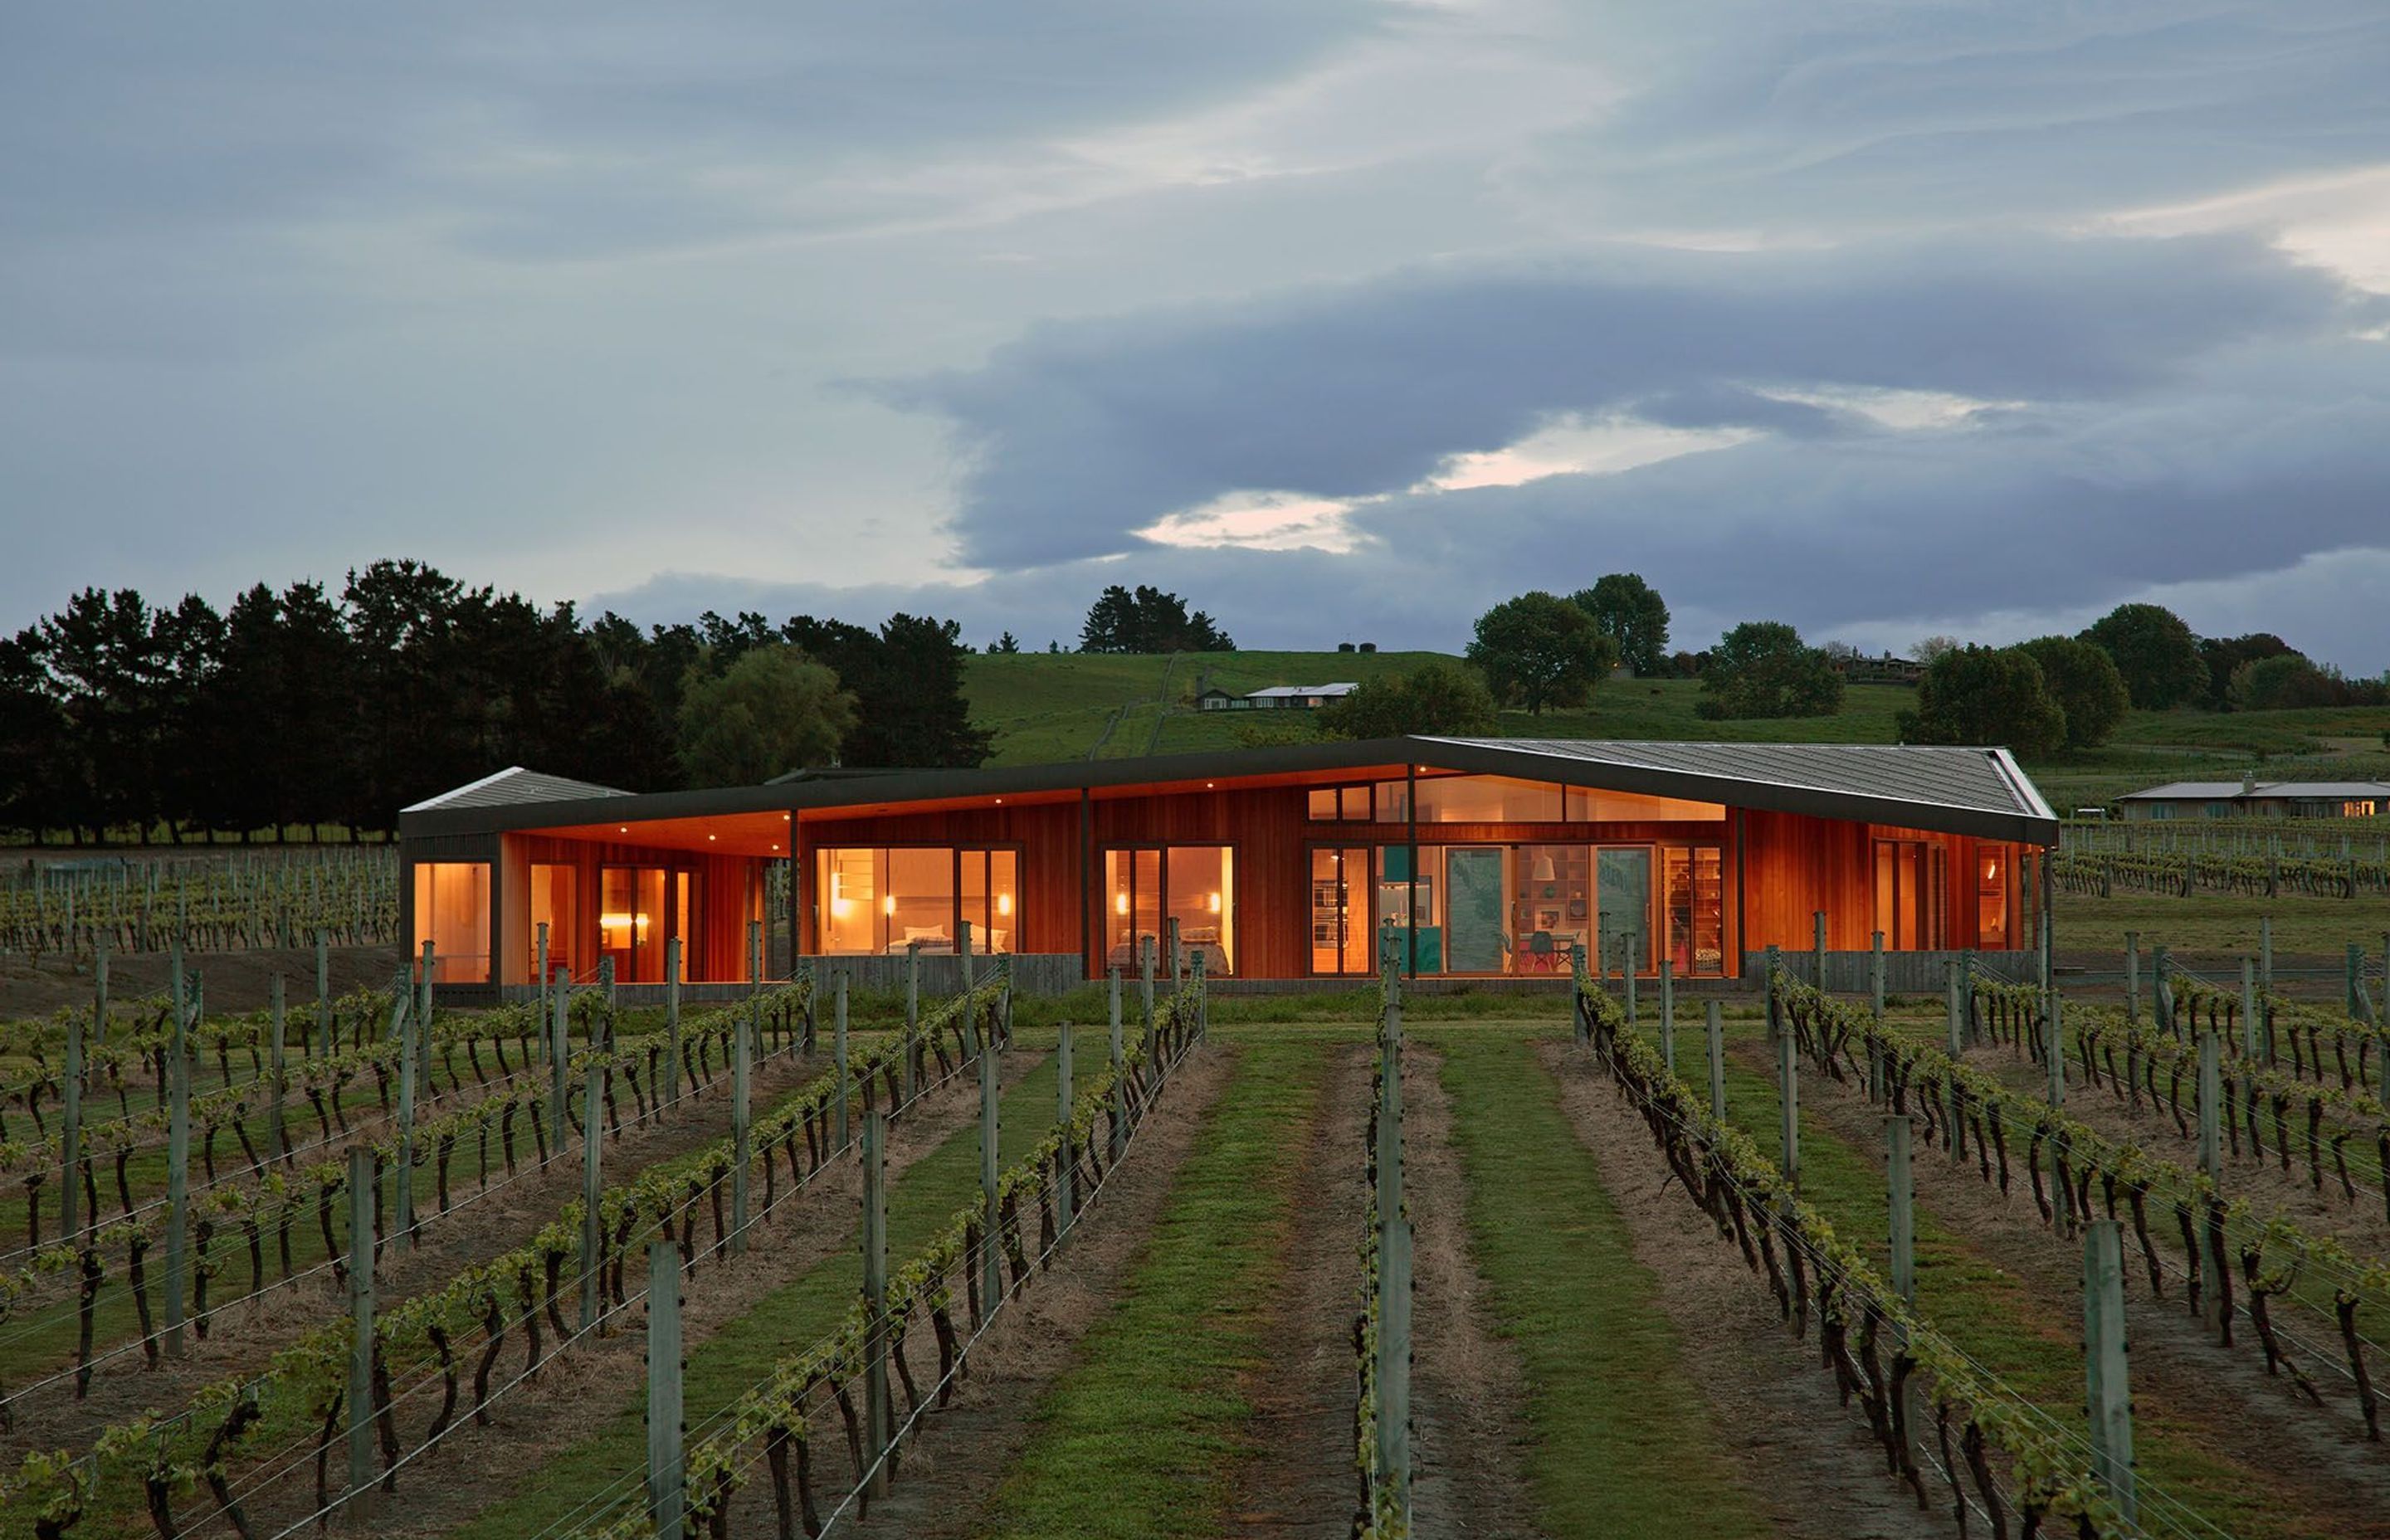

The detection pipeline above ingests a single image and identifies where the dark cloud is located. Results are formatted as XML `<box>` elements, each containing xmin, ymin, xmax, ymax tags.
<box><xmin>885</xmin><ymin>233</ymin><xmax>2369</xmax><ymax>568</ymax></box>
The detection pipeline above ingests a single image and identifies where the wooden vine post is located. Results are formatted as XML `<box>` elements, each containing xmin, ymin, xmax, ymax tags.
<box><xmin>835</xmin><ymin>972</ymin><xmax>851</xmax><ymax>1151</ymax></box>
<box><xmin>959</xmin><ymin>919</ymin><xmax>975</xmax><ymax>997</ymax></box>
<box><xmin>269</xmin><ymin>974</ymin><xmax>289</xmax><ymax>1162</ymax></box>
<box><xmin>1056</xmin><ymin>1023</ymin><xmax>1076</xmax><ymax>1230</ymax></box>
<box><xmin>165</xmin><ymin>943</ymin><xmax>192</xmax><ymax>1359</ymax></box>
<box><xmin>861</xmin><ymin>1109</ymin><xmax>891</xmax><ymax>1501</ymax></box>
<box><xmin>1706</xmin><ymin>1001</ymin><xmax>1727</xmax><ymax>1123</ymax></box>
<box><xmin>664</xmin><ymin>936</ymin><xmax>682</xmax><ymax>1108</ymax></box>
<box><xmin>903</xmin><ymin>941</ymin><xmax>921</xmax><ymax>1104</ymax></box>
<box><xmin>732</xmin><ymin>990</ymin><xmax>753</xmax><ymax>1257</ymax></box>
<box><xmin>1946</xmin><ymin>959</ymin><xmax>1964</xmax><ymax>1056</ymax></box>
<box><xmin>979</xmin><ymin>1011</ymin><xmax>1003</xmax><ymax>1317</ymax></box>
<box><xmin>345</xmin><ymin>1145</ymin><xmax>378</xmax><ymax>1524</ymax></box>
<box><xmin>1885</xmin><ymin>1115</ymin><xmax>1916</xmax><ymax>1463</ymax></box>
<box><xmin>1763</xmin><ymin>946</ymin><xmax>1783</xmax><ymax>1045</ymax></box>
<box><xmin>2045</xmin><ymin>982</ymin><xmax>2066</xmax><ymax>1109</ymax></box>
<box><xmin>2240</xmin><ymin>958</ymin><xmax>2261</xmax><ymax>1064</ymax></box>
<box><xmin>2153</xmin><ymin>946</ymin><xmax>2174</xmax><ymax>1036</ymax></box>
<box><xmin>1193</xmin><ymin>948</ymin><xmax>1208</xmax><ymax>1040</ymax></box>
<box><xmin>1572</xmin><ymin>943</ymin><xmax>1590</xmax><ymax>1046</ymax></box>
<box><xmin>1377</xmin><ymin>971</ymin><xmax>1413</xmax><ymax>1527</ymax></box>
<box><xmin>1812</xmin><ymin>910</ymin><xmax>1827</xmax><ymax>990</ymax></box>
<box><xmin>417</xmin><ymin>939</ymin><xmax>436</xmax><ymax>1100</ymax></box>
<box><xmin>61</xmin><ymin>996</ymin><xmax>83</xmax><ymax>1241</ymax></box>
<box><xmin>2124</xmin><ymin>931</ymin><xmax>2141</xmax><ymax>1023</ymax></box>
<box><xmin>1777</xmin><ymin>998</ymin><xmax>1799</xmax><ymax>1190</ymax></box>
<box><xmin>646</xmin><ymin>1240</ymin><xmax>685</xmax><ymax>1540</ymax></box>
<box><xmin>1167</xmin><ymin>915</ymin><xmax>1182</xmax><ymax>996</ymax></box>
<box><xmin>580</xmin><ymin>1052</ymin><xmax>604</xmax><ymax>1331</ymax></box>
<box><xmin>1870</xmin><ymin>929</ymin><xmax>1886</xmax><ymax>1021</ymax></box>
<box><xmin>2351</xmin><ymin>943</ymin><xmax>2370</xmax><ymax>1024</ymax></box>
<box><xmin>1140</xmin><ymin>934</ymin><xmax>1156</xmax><ymax>1036</ymax></box>
<box><xmin>1623</xmin><ymin>931</ymin><xmax>1639</xmax><ymax>1026</ymax></box>
<box><xmin>536</xmin><ymin>921</ymin><xmax>550</xmax><ymax>1030</ymax></box>
<box><xmin>2197</xmin><ymin>1026</ymin><xmax>2222</xmax><ymax>1183</ymax></box>
<box><xmin>315</xmin><ymin>930</ymin><xmax>331</xmax><ymax>1060</ymax></box>
<box><xmin>550</xmin><ymin>968</ymin><xmax>570</xmax><ymax>1133</ymax></box>
<box><xmin>395</xmin><ymin>987</ymin><xmax>418</xmax><ymax>1245</ymax></box>
<box><xmin>2084</xmin><ymin>1219</ymin><xmax>2137</xmax><ymax>1525</ymax></box>
<box><xmin>1656</xmin><ymin>959</ymin><xmax>1675</xmax><ymax>1076</ymax></box>
<box><xmin>1109</xmin><ymin>968</ymin><xmax>1127</xmax><ymax>1163</ymax></box>
<box><xmin>93</xmin><ymin>931</ymin><xmax>109</xmax><ymax>1048</ymax></box>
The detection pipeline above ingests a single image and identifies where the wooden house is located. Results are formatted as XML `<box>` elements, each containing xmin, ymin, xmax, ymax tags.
<box><xmin>396</xmin><ymin>738</ymin><xmax>2056</xmax><ymax>994</ymax></box>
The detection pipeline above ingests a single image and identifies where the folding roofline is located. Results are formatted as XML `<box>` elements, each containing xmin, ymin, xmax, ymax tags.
<box><xmin>397</xmin><ymin>735</ymin><xmax>2057</xmax><ymax>846</ymax></box>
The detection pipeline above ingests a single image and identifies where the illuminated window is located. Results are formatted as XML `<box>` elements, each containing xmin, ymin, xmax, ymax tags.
<box><xmin>528</xmin><ymin>863</ymin><xmax>578</xmax><ymax>982</ymax></box>
<box><xmin>1105</xmin><ymin>846</ymin><xmax>1234</xmax><ymax>977</ymax></box>
<box><xmin>1371</xmin><ymin>775</ymin><xmax>1724</xmax><ymax>824</ymax></box>
<box><xmin>601</xmin><ymin>866</ymin><xmax>670</xmax><ymax>983</ymax></box>
<box><xmin>1977</xmin><ymin>848</ymin><xmax>2009</xmax><ymax>947</ymax></box>
<box><xmin>816</xmin><ymin>848</ymin><xmax>1016</xmax><ymax>955</ymax></box>
<box><xmin>412</xmin><ymin>863</ymin><xmax>490</xmax><ymax>984</ymax></box>
<box><xmin>1306</xmin><ymin>786</ymin><xmax>1373</xmax><ymax>821</ymax></box>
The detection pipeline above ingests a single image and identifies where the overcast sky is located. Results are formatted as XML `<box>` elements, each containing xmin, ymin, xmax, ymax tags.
<box><xmin>5</xmin><ymin>3</ymin><xmax>2388</xmax><ymax>668</ymax></box>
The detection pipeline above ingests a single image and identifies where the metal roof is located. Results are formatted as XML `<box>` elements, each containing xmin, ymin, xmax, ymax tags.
<box><xmin>399</xmin><ymin>737</ymin><xmax>2058</xmax><ymax>844</ymax></box>
<box><xmin>400</xmin><ymin>766</ymin><xmax>629</xmax><ymax>813</ymax></box>
<box><xmin>2120</xmin><ymin>780</ymin><xmax>2390</xmax><ymax>801</ymax></box>
<box><xmin>1245</xmin><ymin>682</ymin><xmax>1358</xmax><ymax>698</ymax></box>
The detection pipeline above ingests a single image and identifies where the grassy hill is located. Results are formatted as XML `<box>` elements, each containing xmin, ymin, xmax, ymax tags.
<box><xmin>962</xmin><ymin>649</ymin><xmax>2390</xmax><ymax>811</ymax></box>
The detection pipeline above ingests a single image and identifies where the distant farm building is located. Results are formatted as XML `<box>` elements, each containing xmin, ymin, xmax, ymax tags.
<box><xmin>1198</xmin><ymin>682</ymin><xmax>1360</xmax><ymax>712</ymax></box>
<box><xmin>1835</xmin><ymin>652</ymin><xmax>1926</xmax><ymax>685</ymax></box>
<box><xmin>2119</xmin><ymin>779</ymin><xmax>2390</xmax><ymax>821</ymax></box>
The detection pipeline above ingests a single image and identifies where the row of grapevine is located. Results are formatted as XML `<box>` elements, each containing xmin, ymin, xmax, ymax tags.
<box><xmin>2052</xmin><ymin>850</ymin><xmax>2390</xmax><ymax>899</ymax></box>
<box><xmin>0</xmin><ymin>850</ymin><xmax>399</xmax><ymax>958</ymax></box>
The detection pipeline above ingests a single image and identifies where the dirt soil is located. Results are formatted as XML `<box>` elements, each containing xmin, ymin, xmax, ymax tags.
<box><xmin>1402</xmin><ymin>1045</ymin><xmax>1548</xmax><ymax>1538</ymax></box>
<box><xmin>817</xmin><ymin>1042</ymin><xmax>1235</xmax><ymax>1540</ymax></box>
<box><xmin>0</xmin><ymin>944</ymin><xmax>404</xmax><ymax>1018</ymax></box>
<box><xmin>0</xmin><ymin>1033</ymin><xmax>848</xmax><ymax>1466</ymax></box>
<box><xmin>1781</xmin><ymin>1041</ymin><xmax>2390</xmax><ymax>1540</ymax></box>
<box><xmin>1222</xmin><ymin>1039</ymin><xmax>1371</xmax><ymax>1539</ymax></box>
<box><xmin>1540</xmin><ymin>1040</ymin><xmax>1945</xmax><ymax>1540</ymax></box>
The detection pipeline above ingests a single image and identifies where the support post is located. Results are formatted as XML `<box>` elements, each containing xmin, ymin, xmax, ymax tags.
<box><xmin>61</xmin><ymin>999</ymin><xmax>83</xmax><ymax>1241</ymax></box>
<box><xmin>1570</xmin><ymin>943</ymin><xmax>1589</xmax><ymax>1045</ymax></box>
<box><xmin>1167</xmin><ymin>915</ymin><xmax>1182</xmax><ymax>994</ymax></box>
<box><xmin>1778</xmin><ymin>1014</ymin><xmax>1799</xmax><ymax>1188</ymax></box>
<box><xmin>1870</xmin><ymin>930</ymin><xmax>1886</xmax><ymax>1021</ymax></box>
<box><xmin>731</xmin><ymin>1004</ymin><xmax>751</xmax><ymax>1253</ymax></box>
<box><xmin>959</xmin><ymin>919</ymin><xmax>975</xmax><ymax>995</ymax></box>
<box><xmin>834</xmin><ymin>972</ymin><xmax>851</xmax><ymax>1150</ymax></box>
<box><xmin>1624</xmin><ymin>933</ymin><xmax>1639</xmax><ymax>1026</ymax></box>
<box><xmin>1763</xmin><ymin>944</ymin><xmax>1782</xmax><ymax>1045</ymax></box>
<box><xmin>2046</xmin><ymin>982</ymin><xmax>2066</xmax><ymax>1109</ymax></box>
<box><xmin>1056</xmin><ymin>1023</ymin><xmax>1076</xmax><ymax>1231</ymax></box>
<box><xmin>580</xmin><ymin>1054</ymin><xmax>603</xmax><ymax>1329</ymax></box>
<box><xmin>92</xmin><ymin>932</ymin><xmax>108</xmax><ymax>1049</ymax></box>
<box><xmin>165</xmin><ymin>949</ymin><xmax>190</xmax><ymax>1357</ymax></box>
<box><xmin>1657</xmin><ymin>959</ymin><xmax>1675</xmax><ymax>1076</ymax></box>
<box><xmin>1140</xmin><ymin>935</ymin><xmax>1156</xmax><ymax>1036</ymax></box>
<box><xmin>2085</xmin><ymin>1220</ymin><xmax>2137</xmax><ymax>1526</ymax></box>
<box><xmin>2197</xmin><ymin>1026</ymin><xmax>2222</xmax><ymax>1183</ymax></box>
<box><xmin>646</xmin><ymin>1241</ymin><xmax>684</xmax><ymax>1540</ymax></box>
<box><xmin>980</xmin><ymin>1021</ymin><xmax>1002</xmax><ymax>1314</ymax></box>
<box><xmin>1813</xmin><ymin>910</ymin><xmax>1827</xmax><ymax>990</ymax></box>
<box><xmin>2124</xmin><ymin>932</ymin><xmax>2141</xmax><ymax>1024</ymax></box>
<box><xmin>536</xmin><ymin>922</ymin><xmax>550</xmax><ymax>1027</ymax></box>
<box><xmin>1109</xmin><ymin>969</ymin><xmax>1127</xmax><ymax>1162</ymax></box>
<box><xmin>664</xmin><ymin>938</ymin><xmax>682</xmax><ymax>1108</ymax></box>
<box><xmin>1376</xmin><ymin>982</ymin><xmax>1412</xmax><ymax>1527</ymax></box>
<box><xmin>550</xmin><ymin>968</ymin><xmax>570</xmax><ymax>1138</ymax></box>
<box><xmin>1886</xmin><ymin>1117</ymin><xmax>1915</xmax><ymax>1308</ymax></box>
<box><xmin>861</xmin><ymin>1111</ymin><xmax>890</xmax><ymax>1500</ymax></box>
<box><xmin>269</xmin><ymin>974</ymin><xmax>289</xmax><ymax>1162</ymax></box>
<box><xmin>2241</xmin><ymin>958</ymin><xmax>2261</xmax><ymax>1063</ymax></box>
<box><xmin>2154</xmin><ymin>947</ymin><xmax>2175</xmax><ymax>1036</ymax></box>
<box><xmin>1946</xmin><ymin>958</ymin><xmax>1964</xmax><ymax>1056</ymax></box>
<box><xmin>315</xmin><ymin>930</ymin><xmax>331</xmax><ymax>1060</ymax></box>
<box><xmin>2259</xmin><ymin>918</ymin><xmax>2273</xmax><ymax>997</ymax></box>
<box><xmin>903</xmin><ymin>942</ymin><xmax>921</xmax><ymax>1104</ymax></box>
<box><xmin>2350</xmin><ymin>943</ymin><xmax>2368</xmax><ymax>1023</ymax></box>
<box><xmin>417</xmin><ymin>939</ymin><xmax>435</xmax><ymax>1100</ymax></box>
<box><xmin>345</xmin><ymin>1145</ymin><xmax>377</xmax><ymax>1523</ymax></box>
<box><xmin>1707</xmin><ymin>1000</ymin><xmax>1727</xmax><ymax>1123</ymax></box>
<box><xmin>394</xmin><ymin>991</ymin><xmax>417</xmax><ymax>1245</ymax></box>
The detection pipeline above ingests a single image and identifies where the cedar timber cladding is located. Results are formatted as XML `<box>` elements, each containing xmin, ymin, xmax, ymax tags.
<box><xmin>398</xmin><ymin>738</ymin><xmax>2057</xmax><ymax>986</ymax></box>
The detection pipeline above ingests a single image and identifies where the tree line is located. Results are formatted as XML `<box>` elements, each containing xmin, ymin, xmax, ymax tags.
<box><xmin>0</xmin><ymin>561</ymin><xmax>990</xmax><ymax>843</ymax></box>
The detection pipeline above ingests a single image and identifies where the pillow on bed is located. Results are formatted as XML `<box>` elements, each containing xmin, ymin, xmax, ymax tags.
<box><xmin>904</xmin><ymin>925</ymin><xmax>949</xmax><ymax>943</ymax></box>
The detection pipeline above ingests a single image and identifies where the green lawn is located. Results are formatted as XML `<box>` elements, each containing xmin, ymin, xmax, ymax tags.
<box><xmin>1430</xmin><ymin>1031</ymin><xmax>1773</xmax><ymax>1539</ymax></box>
<box><xmin>978</xmin><ymin>1036</ymin><xmax>1329</xmax><ymax>1539</ymax></box>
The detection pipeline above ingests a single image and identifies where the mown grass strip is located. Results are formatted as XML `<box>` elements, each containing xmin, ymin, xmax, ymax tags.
<box><xmin>1713</xmin><ymin>1021</ymin><xmax>2305</xmax><ymax>1540</ymax></box>
<box><xmin>978</xmin><ymin>1036</ymin><xmax>1327</xmax><ymax>1540</ymax></box>
<box><xmin>1432</xmin><ymin>1031</ymin><xmax>1772</xmax><ymax>1540</ymax></box>
<box><xmin>448</xmin><ymin>1052</ymin><xmax>1062</xmax><ymax>1539</ymax></box>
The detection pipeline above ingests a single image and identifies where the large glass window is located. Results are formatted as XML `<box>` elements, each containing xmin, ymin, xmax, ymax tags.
<box><xmin>601</xmin><ymin>866</ymin><xmax>671</xmax><ymax>983</ymax></box>
<box><xmin>815</xmin><ymin>848</ymin><xmax>1015</xmax><ymax>955</ymax></box>
<box><xmin>1595</xmin><ymin>848</ymin><xmax>1654</xmax><ymax>973</ymax></box>
<box><xmin>1310</xmin><ymin>847</ymin><xmax>1373</xmax><ymax>975</ymax></box>
<box><xmin>1662</xmin><ymin>846</ymin><xmax>1725</xmax><ymax>977</ymax></box>
<box><xmin>1372</xmin><ymin>775</ymin><xmax>1726</xmax><ymax>825</ymax></box>
<box><xmin>1511</xmin><ymin>845</ymin><xmax>1588</xmax><ymax>972</ymax></box>
<box><xmin>528</xmin><ymin>863</ymin><xmax>578</xmax><ymax>982</ymax></box>
<box><xmin>1105</xmin><ymin>846</ymin><xmax>1234</xmax><ymax>977</ymax></box>
<box><xmin>1977</xmin><ymin>846</ymin><xmax>2010</xmax><ymax>947</ymax></box>
<box><xmin>1306</xmin><ymin>785</ymin><xmax>1374</xmax><ymax>821</ymax></box>
<box><xmin>412</xmin><ymin>862</ymin><xmax>490</xmax><ymax>984</ymax></box>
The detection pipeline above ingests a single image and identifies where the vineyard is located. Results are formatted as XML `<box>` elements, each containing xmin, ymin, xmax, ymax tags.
<box><xmin>7</xmin><ymin>926</ymin><xmax>2390</xmax><ymax>1536</ymax></box>
<box><xmin>0</xmin><ymin>854</ymin><xmax>399</xmax><ymax>958</ymax></box>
